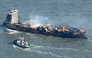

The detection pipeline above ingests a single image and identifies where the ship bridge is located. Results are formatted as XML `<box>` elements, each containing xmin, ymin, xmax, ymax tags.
<box><xmin>6</xmin><ymin>7</ymin><xmax>18</xmax><ymax>24</ymax></box>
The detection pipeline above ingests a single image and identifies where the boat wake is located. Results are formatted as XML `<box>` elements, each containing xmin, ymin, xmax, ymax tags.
<box><xmin>30</xmin><ymin>45</ymin><xmax>73</xmax><ymax>58</ymax></box>
<box><xmin>88</xmin><ymin>38</ymin><xmax>92</xmax><ymax>43</ymax></box>
<box><xmin>18</xmin><ymin>45</ymin><xmax>79</xmax><ymax>58</ymax></box>
<box><xmin>5</xmin><ymin>28</ymin><xmax>21</xmax><ymax>34</ymax></box>
<box><xmin>31</xmin><ymin>49</ymin><xmax>70</xmax><ymax>58</ymax></box>
<box><xmin>13</xmin><ymin>44</ymin><xmax>70</xmax><ymax>58</ymax></box>
<box><xmin>32</xmin><ymin>45</ymin><xmax>79</xmax><ymax>52</ymax></box>
<box><xmin>12</xmin><ymin>44</ymin><xmax>91</xmax><ymax>58</ymax></box>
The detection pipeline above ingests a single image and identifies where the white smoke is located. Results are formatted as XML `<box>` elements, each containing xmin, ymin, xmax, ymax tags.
<box><xmin>29</xmin><ymin>15</ymin><xmax>49</xmax><ymax>24</ymax></box>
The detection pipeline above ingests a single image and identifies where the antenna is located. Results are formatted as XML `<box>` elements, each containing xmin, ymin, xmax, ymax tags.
<box><xmin>9</xmin><ymin>4</ymin><xmax>13</xmax><ymax>11</ymax></box>
<box><xmin>10</xmin><ymin>4</ymin><xmax>12</xmax><ymax>8</ymax></box>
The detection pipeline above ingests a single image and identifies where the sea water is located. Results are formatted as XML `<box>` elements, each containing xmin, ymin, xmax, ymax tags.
<box><xmin>0</xmin><ymin>0</ymin><xmax>92</xmax><ymax>58</ymax></box>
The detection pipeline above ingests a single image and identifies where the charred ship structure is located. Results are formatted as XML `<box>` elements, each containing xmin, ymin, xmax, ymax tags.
<box><xmin>3</xmin><ymin>7</ymin><xmax>87</xmax><ymax>39</ymax></box>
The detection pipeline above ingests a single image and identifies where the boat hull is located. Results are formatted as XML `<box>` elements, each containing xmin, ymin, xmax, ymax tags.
<box><xmin>13</xmin><ymin>40</ymin><xmax>32</xmax><ymax>48</ymax></box>
<box><xmin>3</xmin><ymin>22</ymin><xmax>87</xmax><ymax>39</ymax></box>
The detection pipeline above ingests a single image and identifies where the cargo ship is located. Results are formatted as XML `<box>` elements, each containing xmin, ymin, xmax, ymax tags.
<box><xmin>3</xmin><ymin>7</ymin><xmax>87</xmax><ymax>39</ymax></box>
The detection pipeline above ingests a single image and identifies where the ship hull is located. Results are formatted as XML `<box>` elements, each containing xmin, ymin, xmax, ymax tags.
<box><xmin>3</xmin><ymin>21</ymin><xmax>87</xmax><ymax>39</ymax></box>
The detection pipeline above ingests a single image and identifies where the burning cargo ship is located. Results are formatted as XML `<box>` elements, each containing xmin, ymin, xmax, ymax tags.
<box><xmin>3</xmin><ymin>7</ymin><xmax>87</xmax><ymax>39</ymax></box>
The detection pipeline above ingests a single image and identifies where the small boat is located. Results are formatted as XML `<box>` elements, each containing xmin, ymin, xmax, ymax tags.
<box><xmin>13</xmin><ymin>38</ymin><xmax>33</xmax><ymax>48</ymax></box>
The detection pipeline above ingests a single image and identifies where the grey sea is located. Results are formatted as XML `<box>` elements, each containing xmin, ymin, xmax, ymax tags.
<box><xmin>0</xmin><ymin>0</ymin><xmax>92</xmax><ymax>58</ymax></box>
